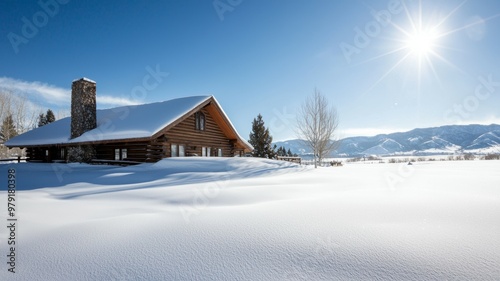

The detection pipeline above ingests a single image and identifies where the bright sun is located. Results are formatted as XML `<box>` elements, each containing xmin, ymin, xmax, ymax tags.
<box><xmin>360</xmin><ymin>0</ymin><xmax>497</xmax><ymax>95</ymax></box>
<box><xmin>405</xmin><ymin>30</ymin><xmax>437</xmax><ymax>56</ymax></box>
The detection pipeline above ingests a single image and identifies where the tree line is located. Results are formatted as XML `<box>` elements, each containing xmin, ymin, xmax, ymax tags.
<box><xmin>248</xmin><ymin>89</ymin><xmax>339</xmax><ymax>167</ymax></box>
<box><xmin>248</xmin><ymin>114</ymin><xmax>299</xmax><ymax>159</ymax></box>
<box><xmin>1</xmin><ymin>108</ymin><xmax>56</xmax><ymax>143</ymax></box>
<box><xmin>0</xmin><ymin>90</ymin><xmax>58</xmax><ymax>157</ymax></box>
<box><xmin>0</xmin><ymin>91</ymin><xmax>38</xmax><ymax>141</ymax></box>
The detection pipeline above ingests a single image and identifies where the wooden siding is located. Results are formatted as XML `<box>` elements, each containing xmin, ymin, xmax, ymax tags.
<box><xmin>26</xmin><ymin>146</ymin><xmax>65</xmax><ymax>162</ymax></box>
<box><xmin>95</xmin><ymin>142</ymin><xmax>150</xmax><ymax>162</ymax></box>
<box><xmin>26</xmin><ymin>147</ymin><xmax>39</xmax><ymax>161</ymax></box>
<box><xmin>161</xmin><ymin>107</ymin><xmax>239</xmax><ymax>157</ymax></box>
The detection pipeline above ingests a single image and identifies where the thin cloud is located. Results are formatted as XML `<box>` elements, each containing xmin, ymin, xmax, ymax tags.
<box><xmin>0</xmin><ymin>77</ymin><xmax>139</xmax><ymax>108</ymax></box>
<box><xmin>0</xmin><ymin>77</ymin><xmax>69</xmax><ymax>105</ymax></box>
<box><xmin>97</xmin><ymin>96</ymin><xmax>140</xmax><ymax>107</ymax></box>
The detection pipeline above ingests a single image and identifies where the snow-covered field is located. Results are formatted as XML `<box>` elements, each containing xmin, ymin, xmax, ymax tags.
<box><xmin>1</xmin><ymin>158</ymin><xmax>499</xmax><ymax>280</ymax></box>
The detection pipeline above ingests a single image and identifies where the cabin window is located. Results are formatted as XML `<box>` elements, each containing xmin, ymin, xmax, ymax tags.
<box><xmin>195</xmin><ymin>112</ymin><xmax>205</xmax><ymax>131</ymax></box>
<box><xmin>179</xmin><ymin>145</ymin><xmax>185</xmax><ymax>157</ymax></box>
<box><xmin>114</xmin><ymin>148</ymin><xmax>127</xmax><ymax>160</ymax></box>
<box><xmin>60</xmin><ymin>148</ymin><xmax>65</xmax><ymax>159</ymax></box>
<box><xmin>171</xmin><ymin>144</ymin><xmax>178</xmax><ymax>157</ymax></box>
<box><xmin>121</xmin><ymin>149</ymin><xmax>128</xmax><ymax>160</ymax></box>
<box><xmin>201</xmin><ymin>146</ymin><xmax>212</xmax><ymax>157</ymax></box>
<box><xmin>218</xmin><ymin>148</ymin><xmax>223</xmax><ymax>157</ymax></box>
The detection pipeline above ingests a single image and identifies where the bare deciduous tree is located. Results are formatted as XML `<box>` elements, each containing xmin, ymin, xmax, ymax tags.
<box><xmin>0</xmin><ymin>91</ymin><xmax>13</xmax><ymax>122</ymax></box>
<box><xmin>13</xmin><ymin>96</ymin><xmax>40</xmax><ymax>133</ymax></box>
<box><xmin>0</xmin><ymin>91</ymin><xmax>42</xmax><ymax>157</ymax></box>
<box><xmin>1</xmin><ymin>91</ymin><xmax>41</xmax><ymax>133</ymax></box>
<box><xmin>296</xmin><ymin>89</ymin><xmax>339</xmax><ymax>168</ymax></box>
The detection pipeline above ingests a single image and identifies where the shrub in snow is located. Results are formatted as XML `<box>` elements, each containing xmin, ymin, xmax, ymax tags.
<box><xmin>463</xmin><ymin>153</ymin><xmax>475</xmax><ymax>160</ymax></box>
<box><xmin>485</xmin><ymin>153</ymin><xmax>500</xmax><ymax>160</ymax></box>
<box><xmin>68</xmin><ymin>145</ymin><xmax>95</xmax><ymax>163</ymax></box>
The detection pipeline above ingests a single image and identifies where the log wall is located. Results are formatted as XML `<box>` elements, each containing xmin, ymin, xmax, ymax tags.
<box><xmin>163</xmin><ymin>108</ymin><xmax>235</xmax><ymax>157</ymax></box>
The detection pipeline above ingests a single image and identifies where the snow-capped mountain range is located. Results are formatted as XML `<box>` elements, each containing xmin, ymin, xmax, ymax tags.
<box><xmin>274</xmin><ymin>124</ymin><xmax>500</xmax><ymax>157</ymax></box>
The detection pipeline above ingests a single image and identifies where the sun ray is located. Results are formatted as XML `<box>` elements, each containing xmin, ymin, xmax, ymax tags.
<box><xmin>425</xmin><ymin>53</ymin><xmax>442</xmax><ymax>86</ymax></box>
<box><xmin>359</xmin><ymin>52</ymin><xmax>412</xmax><ymax>99</ymax></box>
<box><xmin>417</xmin><ymin>0</ymin><xmax>423</xmax><ymax>33</ymax></box>
<box><xmin>427</xmin><ymin>50</ymin><xmax>468</xmax><ymax>76</ymax></box>
<box><xmin>352</xmin><ymin>46</ymin><xmax>407</xmax><ymax>67</ymax></box>
<box><xmin>401</xmin><ymin>0</ymin><xmax>417</xmax><ymax>34</ymax></box>
<box><xmin>389</xmin><ymin>1</ymin><xmax>416</xmax><ymax>39</ymax></box>
<box><xmin>425</xmin><ymin>53</ymin><xmax>451</xmax><ymax>95</ymax></box>
<box><xmin>433</xmin><ymin>0</ymin><xmax>468</xmax><ymax>30</ymax></box>
<box><xmin>436</xmin><ymin>13</ymin><xmax>500</xmax><ymax>39</ymax></box>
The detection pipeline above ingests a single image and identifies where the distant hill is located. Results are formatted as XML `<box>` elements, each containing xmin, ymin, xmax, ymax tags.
<box><xmin>274</xmin><ymin>124</ymin><xmax>500</xmax><ymax>157</ymax></box>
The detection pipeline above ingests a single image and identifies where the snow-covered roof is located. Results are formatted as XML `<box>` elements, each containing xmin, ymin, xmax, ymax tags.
<box><xmin>72</xmin><ymin>77</ymin><xmax>96</xmax><ymax>83</ymax></box>
<box><xmin>6</xmin><ymin>95</ymin><xmax>251</xmax><ymax>150</ymax></box>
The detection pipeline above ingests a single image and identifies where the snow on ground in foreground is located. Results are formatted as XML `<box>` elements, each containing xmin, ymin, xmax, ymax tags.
<box><xmin>1</xmin><ymin>158</ymin><xmax>499</xmax><ymax>281</ymax></box>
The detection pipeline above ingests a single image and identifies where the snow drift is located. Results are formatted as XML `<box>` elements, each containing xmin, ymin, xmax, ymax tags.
<box><xmin>1</xmin><ymin>158</ymin><xmax>499</xmax><ymax>280</ymax></box>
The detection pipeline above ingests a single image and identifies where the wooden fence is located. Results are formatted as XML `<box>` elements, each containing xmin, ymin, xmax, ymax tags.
<box><xmin>0</xmin><ymin>157</ymin><xmax>28</xmax><ymax>163</ymax></box>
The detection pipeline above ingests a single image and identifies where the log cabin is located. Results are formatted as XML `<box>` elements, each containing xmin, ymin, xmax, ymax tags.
<box><xmin>5</xmin><ymin>78</ymin><xmax>253</xmax><ymax>163</ymax></box>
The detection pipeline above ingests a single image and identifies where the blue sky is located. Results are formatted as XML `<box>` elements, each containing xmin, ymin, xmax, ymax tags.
<box><xmin>1</xmin><ymin>0</ymin><xmax>499</xmax><ymax>141</ymax></box>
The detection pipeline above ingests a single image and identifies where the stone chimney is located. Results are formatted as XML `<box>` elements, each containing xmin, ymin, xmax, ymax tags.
<box><xmin>68</xmin><ymin>78</ymin><xmax>97</xmax><ymax>163</ymax></box>
<box><xmin>71</xmin><ymin>78</ymin><xmax>96</xmax><ymax>139</ymax></box>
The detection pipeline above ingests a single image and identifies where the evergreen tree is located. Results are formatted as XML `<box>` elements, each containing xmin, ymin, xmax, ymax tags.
<box><xmin>46</xmin><ymin>109</ymin><xmax>56</xmax><ymax>124</ymax></box>
<box><xmin>38</xmin><ymin>109</ymin><xmax>56</xmax><ymax>127</ymax></box>
<box><xmin>0</xmin><ymin>114</ymin><xmax>18</xmax><ymax>142</ymax></box>
<box><xmin>38</xmin><ymin>113</ymin><xmax>47</xmax><ymax>127</ymax></box>
<box><xmin>248</xmin><ymin>114</ymin><xmax>275</xmax><ymax>158</ymax></box>
<box><xmin>287</xmin><ymin>148</ymin><xmax>293</xmax><ymax>157</ymax></box>
<box><xmin>276</xmin><ymin>146</ymin><xmax>282</xmax><ymax>157</ymax></box>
